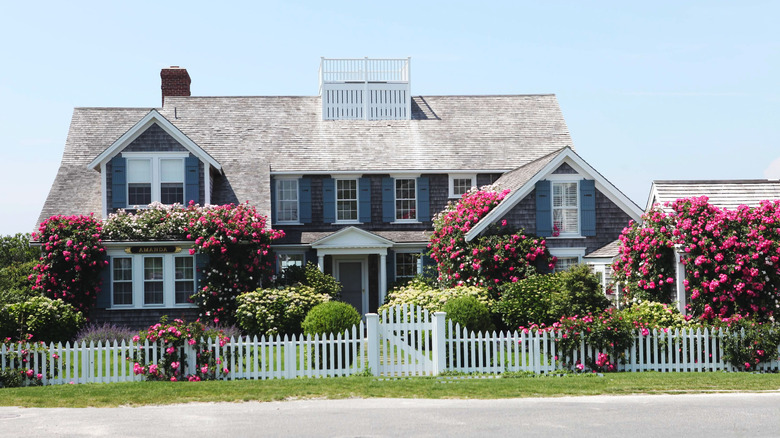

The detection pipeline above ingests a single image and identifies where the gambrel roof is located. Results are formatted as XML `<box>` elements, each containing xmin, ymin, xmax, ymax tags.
<box><xmin>38</xmin><ymin>94</ymin><xmax>573</xmax><ymax>227</ymax></box>
<box><xmin>647</xmin><ymin>180</ymin><xmax>780</xmax><ymax>212</ymax></box>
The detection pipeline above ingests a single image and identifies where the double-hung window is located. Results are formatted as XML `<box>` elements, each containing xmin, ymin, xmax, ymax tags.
<box><xmin>276</xmin><ymin>179</ymin><xmax>299</xmax><ymax>223</ymax></box>
<box><xmin>174</xmin><ymin>256</ymin><xmax>195</xmax><ymax>305</ymax></box>
<box><xmin>127</xmin><ymin>159</ymin><xmax>152</xmax><ymax>206</ymax></box>
<box><xmin>112</xmin><ymin>258</ymin><xmax>133</xmax><ymax>305</ymax></box>
<box><xmin>160</xmin><ymin>159</ymin><xmax>184</xmax><ymax>204</ymax></box>
<box><xmin>144</xmin><ymin>257</ymin><xmax>164</xmax><ymax>305</ymax></box>
<box><xmin>123</xmin><ymin>155</ymin><xmax>187</xmax><ymax>207</ymax></box>
<box><xmin>395</xmin><ymin>252</ymin><xmax>420</xmax><ymax>282</ymax></box>
<box><xmin>395</xmin><ymin>178</ymin><xmax>417</xmax><ymax>221</ymax></box>
<box><xmin>552</xmin><ymin>182</ymin><xmax>579</xmax><ymax>235</ymax></box>
<box><xmin>336</xmin><ymin>179</ymin><xmax>358</xmax><ymax>222</ymax></box>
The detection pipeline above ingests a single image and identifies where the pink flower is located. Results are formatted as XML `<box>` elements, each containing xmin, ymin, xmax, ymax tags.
<box><xmin>171</xmin><ymin>361</ymin><xmax>180</xmax><ymax>369</ymax></box>
<box><xmin>641</xmin><ymin>328</ymin><xmax>650</xmax><ymax>336</ymax></box>
<box><xmin>576</xmin><ymin>363</ymin><xmax>584</xmax><ymax>371</ymax></box>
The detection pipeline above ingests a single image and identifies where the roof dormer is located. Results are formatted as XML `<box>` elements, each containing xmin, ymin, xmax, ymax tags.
<box><xmin>319</xmin><ymin>57</ymin><xmax>411</xmax><ymax>121</ymax></box>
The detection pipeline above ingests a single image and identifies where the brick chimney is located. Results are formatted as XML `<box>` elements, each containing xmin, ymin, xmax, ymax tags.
<box><xmin>160</xmin><ymin>66</ymin><xmax>191</xmax><ymax>106</ymax></box>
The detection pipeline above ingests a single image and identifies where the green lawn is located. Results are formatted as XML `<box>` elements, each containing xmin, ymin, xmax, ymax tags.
<box><xmin>1</xmin><ymin>372</ymin><xmax>779</xmax><ymax>408</ymax></box>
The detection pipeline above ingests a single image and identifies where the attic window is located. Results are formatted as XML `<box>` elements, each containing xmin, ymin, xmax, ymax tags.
<box><xmin>449</xmin><ymin>175</ymin><xmax>476</xmax><ymax>198</ymax></box>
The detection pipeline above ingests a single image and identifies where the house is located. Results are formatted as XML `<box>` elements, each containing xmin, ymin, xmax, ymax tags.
<box><xmin>37</xmin><ymin>58</ymin><xmax>642</xmax><ymax>326</ymax></box>
<box><xmin>647</xmin><ymin>180</ymin><xmax>780</xmax><ymax>212</ymax></box>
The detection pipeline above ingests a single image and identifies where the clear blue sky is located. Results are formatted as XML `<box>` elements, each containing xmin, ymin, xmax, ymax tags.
<box><xmin>1</xmin><ymin>1</ymin><xmax>778</xmax><ymax>236</ymax></box>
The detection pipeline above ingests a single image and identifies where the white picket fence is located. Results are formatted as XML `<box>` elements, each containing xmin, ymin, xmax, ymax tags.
<box><xmin>3</xmin><ymin>306</ymin><xmax>780</xmax><ymax>385</ymax></box>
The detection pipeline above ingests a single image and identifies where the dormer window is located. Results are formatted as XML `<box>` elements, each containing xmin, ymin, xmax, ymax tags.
<box><xmin>114</xmin><ymin>152</ymin><xmax>192</xmax><ymax>209</ymax></box>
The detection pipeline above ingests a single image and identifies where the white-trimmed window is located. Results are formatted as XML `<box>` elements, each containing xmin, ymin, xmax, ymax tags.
<box><xmin>112</xmin><ymin>258</ymin><xmax>133</xmax><ymax>305</ymax></box>
<box><xmin>123</xmin><ymin>153</ymin><xmax>187</xmax><ymax>207</ymax></box>
<box><xmin>107</xmin><ymin>250</ymin><xmax>196</xmax><ymax>308</ymax></box>
<box><xmin>336</xmin><ymin>179</ymin><xmax>358</xmax><ymax>222</ymax></box>
<box><xmin>395</xmin><ymin>252</ymin><xmax>420</xmax><ymax>281</ymax></box>
<box><xmin>276</xmin><ymin>179</ymin><xmax>299</xmax><ymax>223</ymax></box>
<box><xmin>449</xmin><ymin>175</ymin><xmax>476</xmax><ymax>198</ymax></box>
<box><xmin>549</xmin><ymin>248</ymin><xmax>585</xmax><ymax>273</ymax></box>
<box><xmin>395</xmin><ymin>178</ymin><xmax>417</xmax><ymax>221</ymax></box>
<box><xmin>277</xmin><ymin>253</ymin><xmax>305</xmax><ymax>272</ymax></box>
<box><xmin>553</xmin><ymin>181</ymin><xmax>579</xmax><ymax>235</ymax></box>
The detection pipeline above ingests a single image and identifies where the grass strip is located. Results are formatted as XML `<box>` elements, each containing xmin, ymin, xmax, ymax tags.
<box><xmin>1</xmin><ymin>372</ymin><xmax>779</xmax><ymax>408</ymax></box>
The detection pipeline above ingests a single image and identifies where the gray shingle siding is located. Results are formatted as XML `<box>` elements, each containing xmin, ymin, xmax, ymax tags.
<box><xmin>124</xmin><ymin>123</ymin><xmax>188</xmax><ymax>153</ymax></box>
<box><xmin>552</xmin><ymin>163</ymin><xmax>577</xmax><ymax>174</ymax></box>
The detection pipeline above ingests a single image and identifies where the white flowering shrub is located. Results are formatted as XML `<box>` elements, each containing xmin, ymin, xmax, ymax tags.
<box><xmin>235</xmin><ymin>286</ymin><xmax>331</xmax><ymax>337</ymax></box>
<box><xmin>379</xmin><ymin>279</ymin><xmax>491</xmax><ymax>314</ymax></box>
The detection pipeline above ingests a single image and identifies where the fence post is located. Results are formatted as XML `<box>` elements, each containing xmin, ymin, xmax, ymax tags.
<box><xmin>184</xmin><ymin>342</ymin><xmax>197</xmax><ymax>377</ymax></box>
<box><xmin>432</xmin><ymin>312</ymin><xmax>446</xmax><ymax>376</ymax></box>
<box><xmin>366</xmin><ymin>313</ymin><xmax>379</xmax><ymax>376</ymax></box>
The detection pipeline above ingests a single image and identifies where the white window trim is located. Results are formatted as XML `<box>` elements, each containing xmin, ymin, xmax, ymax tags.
<box><xmin>274</xmin><ymin>178</ymin><xmax>301</xmax><ymax>225</ymax></box>
<box><xmin>551</xmin><ymin>179</ymin><xmax>581</xmax><ymax>237</ymax></box>
<box><xmin>334</xmin><ymin>177</ymin><xmax>361</xmax><ymax>224</ymax></box>
<box><xmin>393</xmin><ymin>177</ymin><xmax>419</xmax><ymax>223</ymax></box>
<box><xmin>448</xmin><ymin>174</ymin><xmax>477</xmax><ymax>198</ymax></box>
<box><xmin>107</xmin><ymin>248</ymin><xmax>196</xmax><ymax>309</ymax></box>
<box><xmin>394</xmin><ymin>248</ymin><xmax>425</xmax><ymax>281</ymax></box>
<box><xmin>549</xmin><ymin>247</ymin><xmax>585</xmax><ymax>273</ymax></box>
<box><xmin>121</xmin><ymin>152</ymin><xmax>189</xmax><ymax>208</ymax></box>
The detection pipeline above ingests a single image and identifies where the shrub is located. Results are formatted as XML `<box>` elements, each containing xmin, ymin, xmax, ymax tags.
<box><xmin>0</xmin><ymin>296</ymin><xmax>85</xmax><ymax>343</ymax></box>
<box><xmin>429</xmin><ymin>187</ymin><xmax>554</xmax><ymax>290</ymax></box>
<box><xmin>379</xmin><ymin>279</ymin><xmax>490</xmax><ymax>314</ymax></box>
<box><xmin>717</xmin><ymin>317</ymin><xmax>780</xmax><ymax>371</ymax></box>
<box><xmin>442</xmin><ymin>296</ymin><xmax>493</xmax><ymax>333</ymax></box>
<box><xmin>75</xmin><ymin>322</ymin><xmax>136</xmax><ymax>344</ymax></box>
<box><xmin>302</xmin><ymin>302</ymin><xmax>361</xmax><ymax>336</ymax></box>
<box><xmin>548</xmin><ymin>264</ymin><xmax>611</xmax><ymax>320</ymax></box>
<box><xmin>0</xmin><ymin>339</ymin><xmax>53</xmax><ymax>387</ymax></box>
<box><xmin>617</xmin><ymin>301</ymin><xmax>690</xmax><ymax>330</ymax></box>
<box><xmin>0</xmin><ymin>233</ymin><xmax>39</xmax><ymax>268</ymax></box>
<box><xmin>276</xmin><ymin>262</ymin><xmax>342</xmax><ymax>298</ymax></box>
<box><xmin>236</xmin><ymin>286</ymin><xmax>331</xmax><ymax>337</ymax></box>
<box><xmin>496</xmin><ymin>274</ymin><xmax>560</xmax><ymax>328</ymax></box>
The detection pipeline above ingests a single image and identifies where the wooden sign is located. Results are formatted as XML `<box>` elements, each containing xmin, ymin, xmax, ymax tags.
<box><xmin>125</xmin><ymin>246</ymin><xmax>181</xmax><ymax>254</ymax></box>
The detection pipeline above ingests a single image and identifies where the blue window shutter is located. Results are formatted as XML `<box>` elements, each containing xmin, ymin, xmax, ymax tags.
<box><xmin>358</xmin><ymin>178</ymin><xmax>371</xmax><ymax>223</ymax></box>
<box><xmin>299</xmin><ymin>178</ymin><xmax>312</xmax><ymax>223</ymax></box>
<box><xmin>270</xmin><ymin>179</ymin><xmax>277</xmax><ymax>223</ymax></box>
<box><xmin>185</xmin><ymin>155</ymin><xmax>199</xmax><ymax>205</ymax></box>
<box><xmin>382</xmin><ymin>177</ymin><xmax>395</xmax><ymax>222</ymax></box>
<box><xmin>386</xmin><ymin>251</ymin><xmax>395</xmax><ymax>285</ymax></box>
<box><xmin>580</xmin><ymin>179</ymin><xmax>596</xmax><ymax>236</ymax></box>
<box><xmin>111</xmin><ymin>156</ymin><xmax>126</xmax><ymax>209</ymax></box>
<box><xmin>323</xmin><ymin>178</ymin><xmax>335</xmax><ymax>223</ymax></box>
<box><xmin>96</xmin><ymin>256</ymin><xmax>111</xmax><ymax>308</ymax></box>
<box><xmin>196</xmin><ymin>253</ymin><xmax>209</xmax><ymax>291</ymax></box>
<box><xmin>535</xmin><ymin>180</ymin><xmax>552</xmax><ymax>237</ymax></box>
<box><xmin>416</xmin><ymin>177</ymin><xmax>430</xmax><ymax>222</ymax></box>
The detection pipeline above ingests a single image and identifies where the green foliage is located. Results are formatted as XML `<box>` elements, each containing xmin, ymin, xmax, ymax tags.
<box><xmin>718</xmin><ymin>318</ymin><xmax>780</xmax><ymax>371</ymax></box>
<box><xmin>496</xmin><ymin>274</ymin><xmax>561</xmax><ymax>328</ymax></box>
<box><xmin>0</xmin><ymin>296</ymin><xmax>85</xmax><ymax>343</ymax></box>
<box><xmin>277</xmin><ymin>262</ymin><xmax>342</xmax><ymax>298</ymax></box>
<box><xmin>0</xmin><ymin>233</ymin><xmax>39</xmax><ymax>269</ymax></box>
<box><xmin>0</xmin><ymin>261</ymin><xmax>37</xmax><ymax>303</ymax></box>
<box><xmin>0</xmin><ymin>340</ymin><xmax>53</xmax><ymax>387</ymax></box>
<box><xmin>548</xmin><ymin>264</ymin><xmax>610</xmax><ymax>319</ymax></box>
<box><xmin>302</xmin><ymin>301</ymin><xmax>361</xmax><ymax>336</ymax></box>
<box><xmin>236</xmin><ymin>286</ymin><xmax>331</xmax><ymax>337</ymax></box>
<box><xmin>442</xmin><ymin>295</ymin><xmax>493</xmax><ymax>333</ymax></box>
<box><xmin>618</xmin><ymin>301</ymin><xmax>690</xmax><ymax>330</ymax></box>
<box><xmin>380</xmin><ymin>279</ymin><xmax>491</xmax><ymax>314</ymax></box>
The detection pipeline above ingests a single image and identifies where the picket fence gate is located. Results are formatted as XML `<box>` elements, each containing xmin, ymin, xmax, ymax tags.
<box><xmin>2</xmin><ymin>305</ymin><xmax>780</xmax><ymax>386</ymax></box>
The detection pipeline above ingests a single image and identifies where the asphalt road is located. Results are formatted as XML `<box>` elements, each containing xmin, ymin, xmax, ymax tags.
<box><xmin>1</xmin><ymin>393</ymin><xmax>778</xmax><ymax>437</ymax></box>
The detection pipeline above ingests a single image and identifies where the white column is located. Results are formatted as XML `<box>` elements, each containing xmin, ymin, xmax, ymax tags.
<box><xmin>204</xmin><ymin>162</ymin><xmax>211</xmax><ymax>205</ymax></box>
<box><xmin>674</xmin><ymin>245</ymin><xmax>688</xmax><ymax>315</ymax></box>
<box><xmin>317</xmin><ymin>255</ymin><xmax>325</xmax><ymax>273</ymax></box>
<box><xmin>380</xmin><ymin>254</ymin><xmax>387</xmax><ymax>306</ymax></box>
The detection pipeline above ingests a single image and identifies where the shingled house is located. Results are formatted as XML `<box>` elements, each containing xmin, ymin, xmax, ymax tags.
<box><xmin>38</xmin><ymin>58</ymin><xmax>642</xmax><ymax>325</ymax></box>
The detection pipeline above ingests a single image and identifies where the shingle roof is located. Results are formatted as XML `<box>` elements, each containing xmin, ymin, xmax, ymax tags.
<box><xmin>38</xmin><ymin>94</ymin><xmax>572</xmax><ymax>229</ymax></box>
<box><xmin>492</xmin><ymin>149</ymin><xmax>564</xmax><ymax>192</ymax></box>
<box><xmin>583</xmin><ymin>239</ymin><xmax>622</xmax><ymax>259</ymax></box>
<box><xmin>648</xmin><ymin>180</ymin><xmax>780</xmax><ymax>212</ymax></box>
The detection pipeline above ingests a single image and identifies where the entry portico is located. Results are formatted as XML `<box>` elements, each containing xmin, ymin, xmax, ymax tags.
<box><xmin>311</xmin><ymin>227</ymin><xmax>393</xmax><ymax>314</ymax></box>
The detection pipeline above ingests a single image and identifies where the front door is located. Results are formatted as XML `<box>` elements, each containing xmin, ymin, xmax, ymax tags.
<box><xmin>336</xmin><ymin>260</ymin><xmax>366</xmax><ymax>314</ymax></box>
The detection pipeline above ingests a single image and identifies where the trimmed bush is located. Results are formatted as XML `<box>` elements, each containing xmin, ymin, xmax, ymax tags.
<box><xmin>549</xmin><ymin>264</ymin><xmax>610</xmax><ymax>319</ymax></box>
<box><xmin>0</xmin><ymin>296</ymin><xmax>85</xmax><ymax>343</ymax></box>
<box><xmin>442</xmin><ymin>296</ymin><xmax>493</xmax><ymax>333</ymax></box>
<box><xmin>618</xmin><ymin>301</ymin><xmax>689</xmax><ymax>330</ymax></box>
<box><xmin>380</xmin><ymin>279</ymin><xmax>490</xmax><ymax>314</ymax></box>
<box><xmin>496</xmin><ymin>274</ymin><xmax>560</xmax><ymax>328</ymax></box>
<box><xmin>236</xmin><ymin>286</ymin><xmax>331</xmax><ymax>337</ymax></box>
<box><xmin>302</xmin><ymin>301</ymin><xmax>361</xmax><ymax>336</ymax></box>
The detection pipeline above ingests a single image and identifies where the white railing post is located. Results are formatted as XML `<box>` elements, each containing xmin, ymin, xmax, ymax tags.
<box><xmin>366</xmin><ymin>313</ymin><xmax>379</xmax><ymax>376</ymax></box>
<box><xmin>432</xmin><ymin>312</ymin><xmax>446</xmax><ymax>375</ymax></box>
<box><xmin>674</xmin><ymin>244</ymin><xmax>688</xmax><ymax>315</ymax></box>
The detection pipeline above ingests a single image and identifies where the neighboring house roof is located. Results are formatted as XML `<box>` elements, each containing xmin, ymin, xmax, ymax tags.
<box><xmin>39</xmin><ymin>94</ymin><xmax>573</xmax><ymax>228</ymax></box>
<box><xmin>464</xmin><ymin>147</ymin><xmax>643</xmax><ymax>241</ymax></box>
<box><xmin>647</xmin><ymin>180</ymin><xmax>780</xmax><ymax>212</ymax></box>
<box><xmin>582</xmin><ymin>239</ymin><xmax>622</xmax><ymax>260</ymax></box>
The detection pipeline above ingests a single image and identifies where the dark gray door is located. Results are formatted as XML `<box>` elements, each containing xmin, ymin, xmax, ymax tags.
<box><xmin>339</xmin><ymin>262</ymin><xmax>363</xmax><ymax>314</ymax></box>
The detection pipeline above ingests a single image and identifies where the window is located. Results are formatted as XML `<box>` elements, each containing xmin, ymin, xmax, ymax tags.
<box><xmin>160</xmin><ymin>159</ymin><xmax>184</xmax><ymax>205</ymax></box>
<box><xmin>553</xmin><ymin>182</ymin><xmax>579</xmax><ymax>234</ymax></box>
<box><xmin>276</xmin><ymin>179</ymin><xmax>299</xmax><ymax>223</ymax></box>
<box><xmin>449</xmin><ymin>175</ymin><xmax>476</xmax><ymax>198</ymax></box>
<box><xmin>123</xmin><ymin>155</ymin><xmax>187</xmax><ymax>207</ymax></box>
<box><xmin>112</xmin><ymin>258</ymin><xmax>133</xmax><ymax>305</ymax></box>
<box><xmin>336</xmin><ymin>179</ymin><xmax>358</xmax><ymax>222</ymax></box>
<box><xmin>144</xmin><ymin>257</ymin><xmax>164</xmax><ymax>305</ymax></box>
<box><xmin>277</xmin><ymin>253</ymin><xmax>304</xmax><ymax>272</ymax></box>
<box><xmin>174</xmin><ymin>256</ymin><xmax>195</xmax><ymax>305</ymax></box>
<box><xmin>395</xmin><ymin>253</ymin><xmax>419</xmax><ymax>281</ymax></box>
<box><xmin>554</xmin><ymin>257</ymin><xmax>579</xmax><ymax>273</ymax></box>
<box><xmin>127</xmin><ymin>159</ymin><xmax>152</xmax><ymax>206</ymax></box>
<box><xmin>395</xmin><ymin>178</ymin><xmax>417</xmax><ymax>221</ymax></box>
